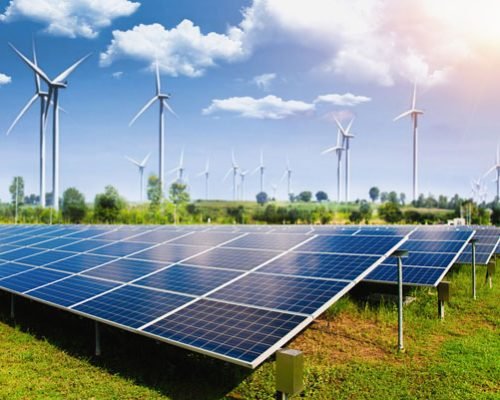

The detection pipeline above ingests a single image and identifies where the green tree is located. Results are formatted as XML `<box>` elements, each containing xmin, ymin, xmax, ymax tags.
<box><xmin>400</xmin><ymin>192</ymin><xmax>406</xmax><ymax>206</ymax></box>
<box><xmin>315</xmin><ymin>191</ymin><xmax>328</xmax><ymax>202</ymax></box>
<box><xmin>256</xmin><ymin>191</ymin><xmax>268</xmax><ymax>205</ymax></box>
<box><xmin>9</xmin><ymin>176</ymin><xmax>24</xmax><ymax>206</ymax></box>
<box><xmin>388</xmin><ymin>191</ymin><xmax>399</xmax><ymax>204</ymax></box>
<box><xmin>349</xmin><ymin>210</ymin><xmax>363</xmax><ymax>223</ymax></box>
<box><xmin>169</xmin><ymin>182</ymin><xmax>190</xmax><ymax>224</ymax></box>
<box><xmin>380</xmin><ymin>191</ymin><xmax>388</xmax><ymax>203</ymax></box>
<box><xmin>297</xmin><ymin>191</ymin><xmax>312</xmax><ymax>202</ymax></box>
<box><xmin>147</xmin><ymin>174</ymin><xmax>162</xmax><ymax>207</ymax></box>
<box><xmin>369</xmin><ymin>187</ymin><xmax>380</xmax><ymax>203</ymax></box>
<box><xmin>359</xmin><ymin>201</ymin><xmax>372</xmax><ymax>223</ymax></box>
<box><xmin>94</xmin><ymin>185</ymin><xmax>126</xmax><ymax>223</ymax></box>
<box><xmin>378</xmin><ymin>202</ymin><xmax>403</xmax><ymax>223</ymax></box>
<box><xmin>62</xmin><ymin>187</ymin><xmax>87</xmax><ymax>223</ymax></box>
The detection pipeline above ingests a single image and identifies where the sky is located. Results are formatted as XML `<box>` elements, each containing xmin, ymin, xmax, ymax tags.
<box><xmin>0</xmin><ymin>0</ymin><xmax>499</xmax><ymax>203</ymax></box>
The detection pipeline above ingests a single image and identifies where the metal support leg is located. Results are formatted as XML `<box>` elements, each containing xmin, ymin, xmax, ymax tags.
<box><xmin>471</xmin><ymin>241</ymin><xmax>476</xmax><ymax>300</ymax></box>
<box><xmin>95</xmin><ymin>321</ymin><xmax>101</xmax><ymax>357</ymax></box>
<box><xmin>437</xmin><ymin>281</ymin><xmax>450</xmax><ymax>321</ymax></box>
<box><xmin>438</xmin><ymin>299</ymin><xmax>444</xmax><ymax>320</ymax></box>
<box><xmin>10</xmin><ymin>294</ymin><xmax>14</xmax><ymax>319</ymax></box>
<box><xmin>397</xmin><ymin>256</ymin><xmax>404</xmax><ymax>352</ymax></box>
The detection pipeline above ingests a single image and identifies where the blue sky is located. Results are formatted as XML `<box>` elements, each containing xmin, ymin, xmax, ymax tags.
<box><xmin>0</xmin><ymin>0</ymin><xmax>499</xmax><ymax>203</ymax></box>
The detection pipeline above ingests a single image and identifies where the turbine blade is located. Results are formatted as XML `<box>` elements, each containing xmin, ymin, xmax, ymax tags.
<box><xmin>125</xmin><ymin>155</ymin><xmax>141</xmax><ymax>167</ymax></box>
<box><xmin>251</xmin><ymin>166</ymin><xmax>260</xmax><ymax>175</ymax></box>
<box><xmin>155</xmin><ymin>61</ymin><xmax>161</xmax><ymax>95</ymax></box>
<box><xmin>393</xmin><ymin>109</ymin><xmax>412</xmax><ymax>121</ymax></box>
<box><xmin>6</xmin><ymin>94</ymin><xmax>38</xmax><ymax>135</ymax></box>
<box><xmin>412</xmin><ymin>82</ymin><xmax>417</xmax><ymax>109</ymax></box>
<box><xmin>9</xmin><ymin>43</ymin><xmax>51</xmax><ymax>84</ymax></box>
<box><xmin>321</xmin><ymin>146</ymin><xmax>337</xmax><ymax>155</ymax></box>
<box><xmin>333</xmin><ymin>117</ymin><xmax>347</xmax><ymax>136</ymax></box>
<box><xmin>483</xmin><ymin>166</ymin><xmax>496</xmax><ymax>178</ymax></box>
<box><xmin>280</xmin><ymin>170</ymin><xmax>287</xmax><ymax>183</ymax></box>
<box><xmin>54</xmin><ymin>53</ymin><xmax>92</xmax><ymax>83</ymax></box>
<box><xmin>163</xmin><ymin>100</ymin><xmax>178</xmax><ymax>117</ymax></box>
<box><xmin>231</xmin><ymin>150</ymin><xmax>238</xmax><ymax>167</ymax></box>
<box><xmin>179</xmin><ymin>148</ymin><xmax>184</xmax><ymax>167</ymax></box>
<box><xmin>167</xmin><ymin>166</ymin><xmax>180</xmax><ymax>175</ymax></box>
<box><xmin>32</xmin><ymin>39</ymin><xmax>41</xmax><ymax>93</ymax></box>
<box><xmin>346</xmin><ymin>117</ymin><xmax>354</xmax><ymax>134</ymax></box>
<box><xmin>141</xmin><ymin>152</ymin><xmax>151</xmax><ymax>166</ymax></box>
<box><xmin>223</xmin><ymin>168</ymin><xmax>232</xmax><ymax>182</ymax></box>
<box><xmin>129</xmin><ymin>96</ymin><xmax>158</xmax><ymax>126</ymax></box>
<box><xmin>42</xmin><ymin>87</ymin><xmax>53</xmax><ymax>129</ymax></box>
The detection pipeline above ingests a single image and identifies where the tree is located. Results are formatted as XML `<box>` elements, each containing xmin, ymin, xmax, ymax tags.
<box><xmin>147</xmin><ymin>174</ymin><xmax>162</xmax><ymax>206</ymax></box>
<box><xmin>297</xmin><ymin>191</ymin><xmax>312</xmax><ymax>202</ymax></box>
<box><xmin>359</xmin><ymin>201</ymin><xmax>373</xmax><ymax>223</ymax></box>
<box><xmin>378</xmin><ymin>202</ymin><xmax>403</xmax><ymax>223</ymax></box>
<box><xmin>62</xmin><ymin>187</ymin><xmax>87</xmax><ymax>223</ymax></box>
<box><xmin>24</xmin><ymin>194</ymin><xmax>39</xmax><ymax>205</ymax></box>
<box><xmin>256</xmin><ymin>191</ymin><xmax>268</xmax><ymax>205</ymax></box>
<box><xmin>380</xmin><ymin>191</ymin><xmax>388</xmax><ymax>203</ymax></box>
<box><xmin>400</xmin><ymin>193</ymin><xmax>406</xmax><ymax>206</ymax></box>
<box><xmin>169</xmin><ymin>182</ymin><xmax>190</xmax><ymax>224</ymax></box>
<box><xmin>369</xmin><ymin>187</ymin><xmax>380</xmax><ymax>203</ymax></box>
<box><xmin>349</xmin><ymin>210</ymin><xmax>363</xmax><ymax>223</ymax></box>
<box><xmin>438</xmin><ymin>195</ymin><xmax>448</xmax><ymax>209</ymax></box>
<box><xmin>388</xmin><ymin>191</ymin><xmax>399</xmax><ymax>204</ymax></box>
<box><xmin>9</xmin><ymin>176</ymin><xmax>24</xmax><ymax>206</ymax></box>
<box><xmin>94</xmin><ymin>185</ymin><xmax>126</xmax><ymax>223</ymax></box>
<box><xmin>315</xmin><ymin>191</ymin><xmax>328</xmax><ymax>202</ymax></box>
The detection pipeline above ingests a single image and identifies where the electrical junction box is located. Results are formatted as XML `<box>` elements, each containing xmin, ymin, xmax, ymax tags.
<box><xmin>276</xmin><ymin>349</ymin><xmax>304</xmax><ymax>396</ymax></box>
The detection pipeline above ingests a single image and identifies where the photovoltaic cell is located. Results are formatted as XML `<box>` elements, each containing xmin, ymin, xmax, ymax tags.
<box><xmin>408</xmin><ymin>230</ymin><xmax>472</xmax><ymax>241</ymax></box>
<box><xmin>60</xmin><ymin>239</ymin><xmax>112</xmax><ymax>252</ymax></box>
<box><xmin>365</xmin><ymin>265</ymin><xmax>445</xmax><ymax>286</ymax></box>
<box><xmin>90</xmin><ymin>241</ymin><xmax>153</xmax><ymax>257</ymax></box>
<box><xmin>297</xmin><ymin>235</ymin><xmax>403</xmax><ymax>255</ymax></box>
<box><xmin>185</xmin><ymin>247</ymin><xmax>280</xmax><ymax>271</ymax></box>
<box><xmin>32</xmin><ymin>237</ymin><xmax>81</xmax><ymax>250</ymax></box>
<box><xmin>170</xmin><ymin>232</ymin><xmax>241</xmax><ymax>247</ymax></box>
<box><xmin>131</xmin><ymin>230</ymin><xmax>186</xmax><ymax>244</ymax></box>
<box><xmin>47</xmin><ymin>253</ymin><xmax>116</xmax><ymax>273</ymax></box>
<box><xmin>400</xmin><ymin>240</ymin><xmax>465</xmax><ymax>253</ymax></box>
<box><xmin>382</xmin><ymin>252</ymin><xmax>457</xmax><ymax>268</ymax></box>
<box><xmin>18</xmin><ymin>250</ymin><xmax>76</xmax><ymax>267</ymax></box>
<box><xmin>0</xmin><ymin>262</ymin><xmax>33</xmax><ymax>279</ymax></box>
<box><xmin>84</xmin><ymin>258</ymin><xmax>167</xmax><ymax>282</ymax></box>
<box><xmin>0</xmin><ymin>247</ymin><xmax>44</xmax><ymax>262</ymax></box>
<box><xmin>131</xmin><ymin>243</ymin><xmax>210</xmax><ymax>263</ymax></box>
<box><xmin>0</xmin><ymin>268</ymin><xmax>68</xmax><ymax>293</ymax></box>
<box><xmin>223</xmin><ymin>233</ymin><xmax>309</xmax><ymax>251</ymax></box>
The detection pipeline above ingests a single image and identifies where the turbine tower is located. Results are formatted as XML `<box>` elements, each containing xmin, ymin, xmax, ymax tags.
<box><xmin>322</xmin><ymin>128</ymin><xmax>344</xmax><ymax>202</ymax></box>
<box><xmin>168</xmin><ymin>149</ymin><xmax>185</xmax><ymax>183</ymax></box>
<box><xmin>10</xmin><ymin>43</ymin><xmax>90</xmax><ymax>211</ymax></box>
<box><xmin>125</xmin><ymin>153</ymin><xmax>150</xmax><ymax>202</ymax></box>
<box><xmin>129</xmin><ymin>62</ymin><xmax>177</xmax><ymax>194</ymax></box>
<box><xmin>7</xmin><ymin>41</ymin><xmax>50</xmax><ymax>207</ymax></box>
<box><xmin>223</xmin><ymin>150</ymin><xmax>239</xmax><ymax>200</ymax></box>
<box><xmin>483</xmin><ymin>144</ymin><xmax>500</xmax><ymax>200</ymax></box>
<box><xmin>280</xmin><ymin>158</ymin><xmax>292</xmax><ymax>199</ymax></box>
<box><xmin>252</xmin><ymin>150</ymin><xmax>265</xmax><ymax>193</ymax></box>
<box><xmin>394</xmin><ymin>82</ymin><xmax>424</xmax><ymax>202</ymax></box>
<box><xmin>197</xmin><ymin>158</ymin><xmax>210</xmax><ymax>200</ymax></box>
<box><xmin>334</xmin><ymin>117</ymin><xmax>355</xmax><ymax>202</ymax></box>
<box><xmin>239</xmin><ymin>169</ymin><xmax>248</xmax><ymax>200</ymax></box>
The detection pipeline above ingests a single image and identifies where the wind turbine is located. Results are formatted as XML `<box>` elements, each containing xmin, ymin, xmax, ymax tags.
<box><xmin>223</xmin><ymin>150</ymin><xmax>239</xmax><ymax>200</ymax></box>
<box><xmin>239</xmin><ymin>169</ymin><xmax>249</xmax><ymax>200</ymax></box>
<box><xmin>483</xmin><ymin>144</ymin><xmax>500</xmax><ymax>200</ymax></box>
<box><xmin>129</xmin><ymin>62</ymin><xmax>177</xmax><ymax>194</ymax></box>
<box><xmin>9</xmin><ymin>43</ymin><xmax>91</xmax><ymax>211</ymax></box>
<box><xmin>334</xmin><ymin>117</ymin><xmax>355</xmax><ymax>202</ymax></box>
<box><xmin>271</xmin><ymin>184</ymin><xmax>278</xmax><ymax>200</ymax></box>
<box><xmin>252</xmin><ymin>150</ymin><xmax>265</xmax><ymax>193</ymax></box>
<box><xmin>394</xmin><ymin>82</ymin><xmax>424</xmax><ymax>202</ymax></box>
<box><xmin>6</xmin><ymin>41</ymin><xmax>49</xmax><ymax>208</ymax></box>
<box><xmin>197</xmin><ymin>158</ymin><xmax>210</xmax><ymax>200</ymax></box>
<box><xmin>167</xmin><ymin>149</ymin><xmax>185</xmax><ymax>183</ymax></box>
<box><xmin>280</xmin><ymin>158</ymin><xmax>292</xmax><ymax>199</ymax></box>
<box><xmin>125</xmin><ymin>153</ymin><xmax>150</xmax><ymax>202</ymax></box>
<box><xmin>322</xmin><ymin>128</ymin><xmax>344</xmax><ymax>202</ymax></box>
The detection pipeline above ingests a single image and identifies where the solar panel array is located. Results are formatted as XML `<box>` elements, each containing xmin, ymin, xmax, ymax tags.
<box><xmin>0</xmin><ymin>224</ymin><xmax>407</xmax><ymax>368</ymax></box>
<box><xmin>456</xmin><ymin>226</ymin><xmax>500</xmax><ymax>265</ymax></box>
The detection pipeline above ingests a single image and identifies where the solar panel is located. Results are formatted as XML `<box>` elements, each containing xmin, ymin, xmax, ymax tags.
<box><xmin>223</xmin><ymin>233</ymin><xmax>309</xmax><ymax>251</ymax></box>
<box><xmin>131</xmin><ymin>243</ymin><xmax>210</xmax><ymax>263</ymax></box>
<box><xmin>60</xmin><ymin>239</ymin><xmax>113</xmax><ymax>252</ymax></box>
<box><xmin>47</xmin><ymin>253</ymin><xmax>116</xmax><ymax>273</ymax></box>
<box><xmin>84</xmin><ymin>258</ymin><xmax>167</xmax><ymax>283</ymax></box>
<box><xmin>0</xmin><ymin>268</ymin><xmax>69</xmax><ymax>293</ymax></box>
<box><xmin>185</xmin><ymin>247</ymin><xmax>280</xmax><ymax>271</ymax></box>
<box><xmin>0</xmin><ymin>262</ymin><xmax>33</xmax><ymax>279</ymax></box>
<box><xmin>365</xmin><ymin>265</ymin><xmax>445</xmax><ymax>286</ymax></box>
<box><xmin>297</xmin><ymin>235</ymin><xmax>404</xmax><ymax>255</ymax></box>
<box><xmin>17</xmin><ymin>250</ymin><xmax>76</xmax><ymax>267</ymax></box>
<box><xmin>90</xmin><ymin>241</ymin><xmax>154</xmax><ymax>257</ymax></box>
<box><xmin>0</xmin><ymin>247</ymin><xmax>44</xmax><ymax>262</ymax></box>
<box><xmin>456</xmin><ymin>227</ymin><xmax>499</xmax><ymax>265</ymax></box>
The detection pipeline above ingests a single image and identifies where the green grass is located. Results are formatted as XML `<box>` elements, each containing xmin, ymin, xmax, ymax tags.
<box><xmin>0</xmin><ymin>262</ymin><xmax>498</xmax><ymax>399</ymax></box>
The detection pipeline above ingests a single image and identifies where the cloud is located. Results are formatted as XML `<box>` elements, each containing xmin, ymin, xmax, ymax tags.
<box><xmin>112</xmin><ymin>71</ymin><xmax>123</xmax><ymax>79</ymax></box>
<box><xmin>0</xmin><ymin>0</ymin><xmax>140</xmax><ymax>38</ymax></box>
<box><xmin>0</xmin><ymin>73</ymin><xmax>11</xmax><ymax>85</ymax></box>
<box><xmin>202</xmin><ymin>95</ymin><xmax>315</xmax><ymax>119</ymax></box>
<box><xmin>252</xmin><ymin>73</ymin><xmax>276</xmax><ymax>90</ymax></box>
<box><xmin>100</xmin><ymin>20</ymin><xmax>245</xmax><ymax>77</ymax></box>
<box><xmin>315</xmin><ymin>92</ymin><xmax>371</xmax><ymax>106</ymax></box>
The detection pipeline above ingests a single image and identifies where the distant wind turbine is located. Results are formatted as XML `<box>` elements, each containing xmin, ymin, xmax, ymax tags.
<box><xmin>223</xmin><ymin>150</ymin><xmax>239</xmax><ymax>200</ymax></box>
<box><xmin>334</xmin><ymin>117</ymin><xmax>355</xmax><ymax>202</ymax></box>
<box><xmin>483</xmin><ymin>144</ymin><xmax>500</xmax><ymax>200</ymax></box>
<box><xmin>252</xmin><ymin>150</ymin><xmax>265</xmax><ymax>193</ymax></box>
<box><xmin>129</xmin><ymin>62</ymin><xmax>177</xmax><ymax>194</ymax></box>
<box><xmin>322</xmin><ymin>128</ymin><xmax>344</xmax><ymax>202</ymax></box>
<box><xmin>9</xmin><ymin>43</ymin><xmax>91</xmax><ymax>211</ymax></box>
<box><xmin>280</xmin><ymin>158</ymin><xmax>293</xmax><ymax>199</ymax></box>
<box><xmin>197</xmin><ymin>158</ymin><xmax>210</xmax><ymax>200</ymax></box>
<box><xmin>394</xmin><ymin>82</ymin><xmax>424</xmax><ymax>202</ymax></box>
<box><xmin>239</xmin><ymin>169</ymin><xmax>249</xmax><ymax>200</ymax></box>
<box><xmin>168</xmin><ymin>149</ymin><xmax>185</xmax><ymax>183</ymax></box>
<box><xmin>271</xmin><ymin>184</ymin><xmax>278</xmax><ymax>200</ymax></box>
<box><xmin>125</xmin><ymin>153</ymin><xmax>151</xmax><ymax>202</ymax></box>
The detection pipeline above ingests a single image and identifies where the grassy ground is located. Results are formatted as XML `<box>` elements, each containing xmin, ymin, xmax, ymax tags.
<box><xmin>0</xmin><ymin>263</ymin><xmax>498</xmax><ymax>399</ymax></box>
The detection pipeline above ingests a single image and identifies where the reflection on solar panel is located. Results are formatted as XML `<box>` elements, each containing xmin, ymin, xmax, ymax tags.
<box><xmin>0</xmin><ymin>224</ymin><xmax>406</xmax><ymax>368</ymax></box>
<box><xmin>456</xmin><ymin>227</ymin><xmax>499</xmax><ymax>265</ymax></box>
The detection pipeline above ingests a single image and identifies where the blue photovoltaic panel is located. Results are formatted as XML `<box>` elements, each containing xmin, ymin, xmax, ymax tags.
<box><xmin>47</xmin><ymin>253</ymin><xmax>115</xmax><ymax>273</ymax></box>
<box><xmin>17</xmin><ymin>250</ymin><xmax>76</xmax><ymax>267</ymax></box>
<box><xmin>131</xmin><ymin>243</ymin><xmax>209</xmax><ymax>263</ymax></box>
<box><xmin>90</xmin><ymin>241</ymin><xmax>153</xmax><ymax>257</ymax></box>
<box><xmin>223</xmin><ymin>233</ymin><xmax>309</xmax><ymax>251</ymax></box>
<box><xmin>408</xmin><ymin>230</ymin><xmax>472</xmax><ymax>241</ymax></box>
<box><xmin>0</xmin><ymin>263</ymin><xmax>33</xmax><ymax>279</ymax></box>
<box><xmin>259</xmin><ymin>252</ymin><xmax>381</xmax><ymax>281</ymax></box>
<box><xmin>0</xmin><ymin>268</ymin><xmax>68</xmax><ymax>293</ymax></box>
<box><xmin>0</xmin><ymin>244</ymin><xmax>16</xmax><ymax>254</ymax></box>
<box><xmin>97</xmin><ymin>230</ymin><xmax>146</xmax><ymax>241</ymax></box>
<box><xmin>365</xmin><ymin>265</ymin><xmax>445</xmax><ymax>286</ymax></box>
<box><xmin>135</xmin><ymin>264</ymin><xmax>242</xmax><ymax>296</ymax></box>
<box><xmin>314</xmin><ymin>227</ymin><xmax>360</xmax><ymax>235</ymax></box>
<box><xmin>132</xmin><ymin>230</ymin><xmax>185</xmax><ymax>243</ymax></box>
<box><xmin>457</xmin><ymin>228</ymin><xmax>499</xmax><ymax>265</ymax></box>
<box><xmin>0</xmin><ymin>235</ymin><xmax>31</xmax><ymax>244</ymax></box>
<box><xmin>185</xmin><ymin>247</ymin><xmax>280</xmax><ymax>271</ymax></box>
<box><xmin>209</xmin><ymin>273</ymin><xmax>348</xmax><ymax>315</ymax></box>
<box><xmin>66</xmin><ymin>229</ymin><xmax>109</xmax><ymax>239</ymax></box>
<box><xmin>9</xmin><ymin>236</ymin><xmax>51</xmax><ymax>246</ymax></box>
<box><xmin>402</xmin><ymin>240</ymin><xmax>465</xmax><ymax>253</ymax></box>
<box><xmin>382</xmin><ymin>252</ymin><xmax>456</xmax><ymax>268</ymax></box>
<box><xmin>297</xmin><ymin>235</ymin><xmax>403</xmax><ymax>255</ymax></box>
<box><xmin>0</xmin><ymin>247</ymin><xmax>44</xmax><ymax>262</ymax></box>
<box><xmin>60</xmin><ymin>239</ymin><xmax>112</xmax><ymax>252</ymax></box>
<box><xmin>144</xmin><ymin>299</ymin><xmax>308</xmax><ymax>364</ymax></box>
<box><xmin>170</xmin><ymin>232</ymin><xmax>241</xmax><ymax>247</ymax></box>
<box><xmin>42</xmin><ymin>228</ymin><xmax>81</xmax><ymax>237</ymax></box>
<box><xmin>74</xmin><ymin>285</ymin><xmax>192</xmax><ymax>329</ymax></box>
<box><xmin>32</xmin><ymin>237</ymin><xmax>81</xmax><ymax>250</ymax></box>
<box><xmin>28</xmin><ymin>275</ymin><xmax>119</xmax><ymax>307</ymax></box>
<box><xmin>84</xmin><ymin>258</ymin><xmax>167</xmax><ymax>283</ymax></box>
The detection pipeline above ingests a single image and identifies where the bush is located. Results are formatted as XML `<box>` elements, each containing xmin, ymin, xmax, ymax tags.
<box><xmin>62</xmin><ymin>188</ymin><xmax>87</xmax><ymax>223</ymax></box>
<box><xmin>378</xmin><ymin>202</ymin><xmax>403</xmax><ymax>223</ymax></box>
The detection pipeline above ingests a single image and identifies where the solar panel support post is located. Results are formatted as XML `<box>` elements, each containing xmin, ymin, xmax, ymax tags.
<box><xmin>471</xmin><ymin>239</ymin><xmax>477</xmax><ymax>300</ymax></box>
<box><xmin>95</xmin><ymin>321</ymin><xmax>101</xmax><ymax>357</ymax></box>
<box><xmin>391</xmin><ymin>249</ymin><xmax>408</xmax><ymax>353</ymax></box>
<box><xmin>486</xmin><ymin>257</ymin><xmax>495</xmax><ymax>289</ymax></box>
<box><xmin>10</xmin><ymin>294</ymin><xmax>15</xmax><ymax>319</ymax></box>
<box><xmin>437</xmin><ymin>281</ymin><xmax>450</xmax><ymax>320</ymax></box>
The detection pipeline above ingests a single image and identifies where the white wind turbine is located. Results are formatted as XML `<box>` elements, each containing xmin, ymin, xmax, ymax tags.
<box><xmin>252</xmin><ymin>150</ymin><xmax>265</xmax><ymax>193</ymax></box>
<box><xmin>239</xmin><ymin>169</ymin><xmax>249</xmax><ymax>200</ymax></box>
<box><xmin>125</xmin><ymin>153</ymin><xmax>150</xmax><ymax>202</ymax></box>
<box><xmin>10</xmin><ymin>43</ymin><xmax>91</xmax><ymax>212</ymax></box>
<box><xmin>394</xmin><ymin>82</ymin><xmax>424</xmax><ymax>202</ymax></box>
<box><xmin>280</xmin><ymin>158</ymin><xmax>293</xmax><ymax>199</ymax></box>
<box><xmin>7</xmin><ymin>41</ymin><xmax>50</xmax><ymax>208</ymax></box>
<box><xmin>334</xmin><ymin>117</ymin><xmax>355</xmax><ymax>202</ymax></box>
<box><xmin>197</xmin><ymin>158</ymin><xmax>210</xmax><ymax>200</ymax></box>
<box><xmin>129</xmin><ymin>62</ymin><xmax>177</xmax><ymax>194</ymax></box>
<box><xmin>168</xmin><ymin>149</ymin><xmax>185</xmax><ymax>183</ymax></box>
<box><xmin>223</xmin><ymin>150</ymin><xmax>239</xmax><ymax>200</ymax></box>
<box><xmin>271</xmin><ymin>184</ymin><xmax>278</xmax><ymax>200</ymax></box>
<box><xmin>322</xmin><ymin>128</ymin><xmax>344</xmax><ymax>202</ymax></box>
<box><xmin>483</xmin><ymin>144</ymin><xmax>500</xmax><ymax>200</ymax></box>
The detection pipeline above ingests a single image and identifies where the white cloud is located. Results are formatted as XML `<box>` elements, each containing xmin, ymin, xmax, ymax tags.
<box><xmin>315</xmin><ymin>92</ymin><xmax>371</xmax><ymax>106</ymax></box>
<box><xmin>0</xmin><ymin>73</ymin><xmax>11</xmax><ymax>85</ymax></box>
<box><xmin>252</xmin><ymin>73</ymin><xmax>276</xmax><ymax>90</ymax></box>
<box><xmin>0</xmin><ymin>0</ymin><xmax>140</xmax><ymax>38</ymax></box>
<box><xmin>100</xmin><ymin>20</ymin><xmax>245</xmax><ymax>77</ymax></box>
<box><xmin>202</xmin><ymin>95</ymin><xmax>314</xmax><ymax>119</ymax></box>
<box><xmin>112</xmin><ymin>71</ymin><xmax>123</xmax><ymax>79</ymax></box>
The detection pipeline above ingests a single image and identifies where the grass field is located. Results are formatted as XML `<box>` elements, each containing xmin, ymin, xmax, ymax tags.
<box><xmin>0</xmin><ymin>262</ymin><xmax>498</xmax><ymax>399</ymax></box>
